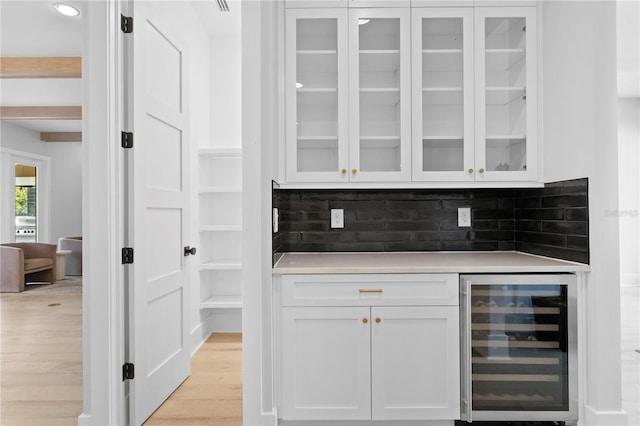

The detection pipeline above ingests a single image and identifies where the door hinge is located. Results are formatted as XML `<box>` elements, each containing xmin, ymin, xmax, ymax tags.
<box><xmin>121</xmin><ymin>14</ymin><xmax>133</xmax><ymax>34</ymax></box>
<box><xmin>121</xmin><ymin>131</ymin><xmax>133</xmax><ymax>148</ymax></box>
<box><xmin>122</xmin><ymin>247</ymin><xmax>134</xmax><ymax>264</ymax></box>
<box><xmin>123</xmin><ymin>362</ymin><xmax>135</xmax><ymax>381</ymax></box>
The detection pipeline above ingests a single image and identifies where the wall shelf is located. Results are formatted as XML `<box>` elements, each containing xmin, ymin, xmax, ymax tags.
<box><xmin>200</xmin><ymin>260</ymin><xmax>242</xmax><ymax>271</ymax></box>
<box><xmin>199</xmin><ymin>225</ymin><xmax>242</xmax><ymax>232</ymax></box>
<box><xmin>198</xmin><ymin>149</ymin><xmax>242</xmax><ymax>327</ymax></box>
<box><xmin>200</xmin><ymin>295</ymin><xmax>243</xmax><ymax>310</ymax></box>
<box><xmin>200</xmin><ymin>186</ymin><xmax>242</xmax><ymax>193</ymax></box>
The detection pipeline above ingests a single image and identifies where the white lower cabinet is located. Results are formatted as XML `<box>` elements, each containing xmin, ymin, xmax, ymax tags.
<box><xmin>278</xmin><ymin>274</ymin><xmax>460</xmax><ymax>422</ymax></box>
<box><xmin>371</xmin><ymin>306</ymin><xmax>460</xmax><ymax>420</ymax></box>
<box><xmin>281</xmin><ymin>307</ymin><xmax>372</xmax><ymax>420</ymax></box>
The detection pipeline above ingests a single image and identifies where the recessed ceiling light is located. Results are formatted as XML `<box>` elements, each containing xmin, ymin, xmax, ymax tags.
<box><xmin>53</xmin><ymin>3</ymin><xmax>80</xmax><ymax>17</ymax></box>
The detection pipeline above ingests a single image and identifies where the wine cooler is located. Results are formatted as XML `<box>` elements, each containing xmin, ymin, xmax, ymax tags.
<box><xmin>460</xmin><ymin>274</ymin><xmax>577</xmax><ymax>423</ymax></box>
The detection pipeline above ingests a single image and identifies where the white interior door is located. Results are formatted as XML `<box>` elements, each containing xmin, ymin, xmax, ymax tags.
<box><xmin>128</xmin><ymin>2</ymin><xmax>191</xmax><ymax>424</ymax></box>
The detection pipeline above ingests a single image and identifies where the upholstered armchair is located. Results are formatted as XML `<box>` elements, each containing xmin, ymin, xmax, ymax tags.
<box><xmin>0</xmin><ymin>243</ymin><xmax>58</xmax><ymax>292</ymax></box>
<box><xmin>57</xmin><ymin>236</ymin><xmax>82</xmax><ymax>276</ymax></box>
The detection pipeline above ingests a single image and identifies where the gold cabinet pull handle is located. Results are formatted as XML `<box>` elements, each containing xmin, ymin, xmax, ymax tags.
<box><xmin>359</xmin><ymin>289</ymin><xmax>383</xmax><ymax>293</ymax></box>
<box><xmin>468</xmin><ymin>168</ymin><xmax>474</xmax><ymax>174</ymax></box>
<box><xmin>341</xmin><ymin>168</ymin><xmax>347</xmax><ymax>175</ymax></box>
<box><xmin>352</xmin><ymin>168</ymin><xmax>358</xmax><ymax>175</ymax></box>
<box><xmin>362</xmin><ymin>318</ymin><xmax>368</xmax><ymax>324</ymax></box>
<box><xmin>375</xmin><ymin>317</ymin><xmax>381</xmax><ymax>323</ymax></box>
<box><xmin>479</xmin><ymin>168</ymin><xmax>485</xmax><ymax>173</ymax></box>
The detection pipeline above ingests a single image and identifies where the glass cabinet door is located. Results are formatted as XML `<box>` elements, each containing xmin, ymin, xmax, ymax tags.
<box><xmin>412</xmin><ymin>8</ymin><xmax>474</xmax><ymax>182</ymax></box>
<box><xmin>460</xmin><ymin>274</ymin><xmax>577</xmax><ymax>422</ymax></box>
<box><xmin>469</xmin><ymin>283</ymin><xmax>571</xmax><ymax>413</ymax></box>
<box><xmin>475</xmin><ymin>7</ymin><xmax>537</xmax><ymax>181</ymax></box>
<box><xmin>285</xmin><ymin>9</ymin><xmax>349</xmax><ymax>182</ymax></box>
<box><xmin>348</xmin><ymin>8</ymin><xmax>411</xmax><ymax>182</ymax></box>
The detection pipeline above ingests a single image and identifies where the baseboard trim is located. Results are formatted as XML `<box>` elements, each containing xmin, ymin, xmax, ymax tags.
<box><xmin>583</xmin><ymin>405</ymin><xmax>628</xmax><ymax>425</ymax></box>
<box><xmin>189</xmin><ymin>321</ymin><xmax>210</xmax><ymax>357</ymax></box>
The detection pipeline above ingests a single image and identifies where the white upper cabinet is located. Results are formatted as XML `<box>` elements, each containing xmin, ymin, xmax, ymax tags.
<box><xmin>285</xmin><ymin>4</ymin><xmax>539</xmax><ymax>185</ymax></box>
<box><xmin>411</xmin><ymin>0</ymin><xmax>473</xmax><ymax>6</ymax></box>
<box><xmin>286</xmin><ymin>8</ymin><xmax>411</xmax><ymax>183</ymax></box>
<box><xmin>286</xmin><ymin>0</ymin><xmax>348</xmax><ymax>8</ymax></box>
<box><xmin>285</xmin><ymin>9</ymin><xmax>349</xmax><ymax>182</ymax></box>
<box><xmin>413</xmin><ymin>6</ymin><xmax>537</xmax><ymax>182</ymax></box>
<box><xmin>348</xmin><ymin>8</ymin><xmax>412</xmax><ymax>182</ymax></box>
<box><xmin>412</xmin><ymin>8</ymin><xmax>474</xmax><ymax>182</ymax></box>
<box><xmin>474</xmin><ymin>7</ymin><xmax>537</xmax><ymax>182</ymax></box>
<box><xmin>350</xmin><ymin>0</ymin><xmax>411</xmax><ymax>7</ymax></box>
<box><xmin>286</xmin><ymin>0</ymin><xmax>410</xmax><ymax>8</ymax></box>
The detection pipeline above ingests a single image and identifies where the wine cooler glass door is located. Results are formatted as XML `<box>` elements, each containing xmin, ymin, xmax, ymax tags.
<box><xmin>460</xmin><ymin>274</ymin><xmax>577</xmax><ymax>422</ymax></box>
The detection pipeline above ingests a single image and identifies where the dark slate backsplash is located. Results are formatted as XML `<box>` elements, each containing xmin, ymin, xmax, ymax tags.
<box><xmin>274</xmin><ymin>178</ymin><xmax>589</xmax><ymax>264</ymax></box>
<box><xmin>514</xmin><ymin>178</ymin><xmax>589</xmax><ymax>264</ymax></box>
<box><xmin>279</xmin><ymin>189</ymin><xmax>516</xmax><ymax>252</ymax></box>
<box><xmin>272</xmin><ymin>181</ymin><xmax>284</xmax><ymax>266</ymax></box>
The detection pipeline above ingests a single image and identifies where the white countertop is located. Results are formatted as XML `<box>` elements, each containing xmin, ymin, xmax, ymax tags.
<box><xmin>272</xmin><ymin>251</ymin><xmax>589</xmax><ymax>274</ymax></box>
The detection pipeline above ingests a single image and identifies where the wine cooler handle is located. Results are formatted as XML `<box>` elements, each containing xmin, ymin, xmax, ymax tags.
<box><xmin>460</xmin><ymin>278</ymin><xmax>473</xmax><ymax>421</ymax></box>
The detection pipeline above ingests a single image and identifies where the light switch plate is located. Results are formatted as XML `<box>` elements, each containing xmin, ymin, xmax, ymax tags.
<box><xmin>331</xmin><ymin>209</ymin><xmax>344</xmax><ymax>229</ymax></box>
<box><xmin>458</xmin><ymin>207</ymin><xmax>471</xmax><ymax>227</ymax></box>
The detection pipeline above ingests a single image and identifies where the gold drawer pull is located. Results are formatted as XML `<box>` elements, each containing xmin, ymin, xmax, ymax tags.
<box><xmin>359</xmin><ymin>289</ymin><xmax>383</xmax><ymax>293</ymax></box>
<box><xmin>362</xmin><ymin>318</ymin><xmax>368</xmax><ymax>324</ymax></box>
<box><xmin>375</xmin><ymin>317</ymin><xmax>381</xmax><ymax>323</ymax></box>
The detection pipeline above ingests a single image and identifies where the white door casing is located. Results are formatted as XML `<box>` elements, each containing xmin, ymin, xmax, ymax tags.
<box><xmin>128</xmin><ymin>2</ymin><xmax>191</xmax><ymax>424</ymax></box>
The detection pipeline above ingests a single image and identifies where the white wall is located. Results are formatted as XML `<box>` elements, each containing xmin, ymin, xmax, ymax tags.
<box><xmin>0</xmin><ymin>122</ymin><xmax>82</xmax><ymax>244</ymax></box>
<box><xmin>543</xmin><ymin>1</ymin><xmax>627</xmax><ymax>424</ymax></box>
<box><xmin>210</xmin><ymin>33</ymin><xmax>242</xmax><ymax>149</ymax></box>
<box><xmin>170</xmin><ymin>1</ymin><xmax>212</xmax><ymax>355</ymax></box>
<box><xmin>618</xmin><ymin>98</ymin><xmax>640</xmax><ymax>287</ymax></box>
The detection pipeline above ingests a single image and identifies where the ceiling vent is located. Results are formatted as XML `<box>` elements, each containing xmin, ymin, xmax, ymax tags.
<box><xmin>216</xmin><ymin>0</ymin><xmax>230</xmax><ymax>12</ymax></box>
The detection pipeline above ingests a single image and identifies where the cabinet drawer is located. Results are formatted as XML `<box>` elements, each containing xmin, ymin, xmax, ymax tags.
<box><xmin>281</xmin><ymin>274</ymin><xmax>458</xmax><ymax>306</ymax></box>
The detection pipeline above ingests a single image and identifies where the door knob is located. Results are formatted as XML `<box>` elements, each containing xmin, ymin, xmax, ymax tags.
<box><xmin>184</xmin><ymin>246</ymin><xmax>197</xmax><ymax>256</ymax></box>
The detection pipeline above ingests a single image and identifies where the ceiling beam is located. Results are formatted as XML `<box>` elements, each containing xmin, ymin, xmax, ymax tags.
<box><xmin>0</xmin><ymin>57</ymin><xmax>82</xmax><ymax>78</ymax></box>
<box><xmin>0</xmin><ymin>106</ymin><xmax>82</xmax><ymax>120</ymax></box>
<box><xmin>40</xmin><ymin>132</ymin><xmax>82</xmax><ymax>142</ymax></box>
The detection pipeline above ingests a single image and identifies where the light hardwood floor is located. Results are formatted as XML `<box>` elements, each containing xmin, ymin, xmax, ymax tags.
<box><xmin>0</xmin><ymin>290</ymin><xmax>83</xmax><ymax>426</ymax></box>
<box><xmin>1</xmin><ymin>286</ymin><xmax>243</xmax><ymax>426</ymax></box>
<box><xmin>144</xmin><ymin>333</ymin><xmax>243</xmax><ymax>426</ymax></box>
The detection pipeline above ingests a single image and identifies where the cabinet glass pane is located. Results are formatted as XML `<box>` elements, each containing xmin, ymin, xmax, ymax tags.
<box><xmin>484</xmin><ymin>17</ymin><xmax>527</xmax><ymax>172</ymax></box>
<box><xmin>358</xmin><ymin>17</ymin><xmax>401</xmax><ymax>172</ymax></box>
<box><xmin>421</xmin><ymin>18</ymin><xmax>464</xmax><ymax>172</ymax></box>
<box><xmin>296</xmin><ymin>18</ymin><xmax>340</xmax><ymax>172</ymax></box>
<box><xmin>470</xmin><ymin>284</ymin><xmax>569</xmax><ymax>412</ymax></box>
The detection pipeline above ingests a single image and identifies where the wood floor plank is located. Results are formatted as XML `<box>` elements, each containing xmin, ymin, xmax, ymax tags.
<box><xmin>144</xmin><ymin>333</ymin><xmax>243</xmax><ymax>426</ymax></box>
<box><xmin>1</xmin><ymin>290</ymin><xmax>83</xmax><ymax>425</ymax></box>
<box><xmin>2</xmin><ymin>290</ymin><xmax>242</xmax><ymax>426</ymax></box>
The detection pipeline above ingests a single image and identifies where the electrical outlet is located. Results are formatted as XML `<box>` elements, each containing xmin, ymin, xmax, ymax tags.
<box><xmin>272</xmin><ymin>208</ymin><xmax>279</xmax><ymax>233</ymax></box>
<box><xmin>331</xmin><ymin>209</ymin><xmax>344</xmax><ymax>229</ymax></box>
<box><xmin>458</xmin><ymin>207</ymin><xmax>471</xmax><ymax>227</ymax></box>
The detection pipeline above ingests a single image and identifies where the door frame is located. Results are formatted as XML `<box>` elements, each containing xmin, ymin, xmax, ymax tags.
<box><xmin>79</xmin><ymin>1</ymin><xmax>127</xmax><ymax>425</ymax></box>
